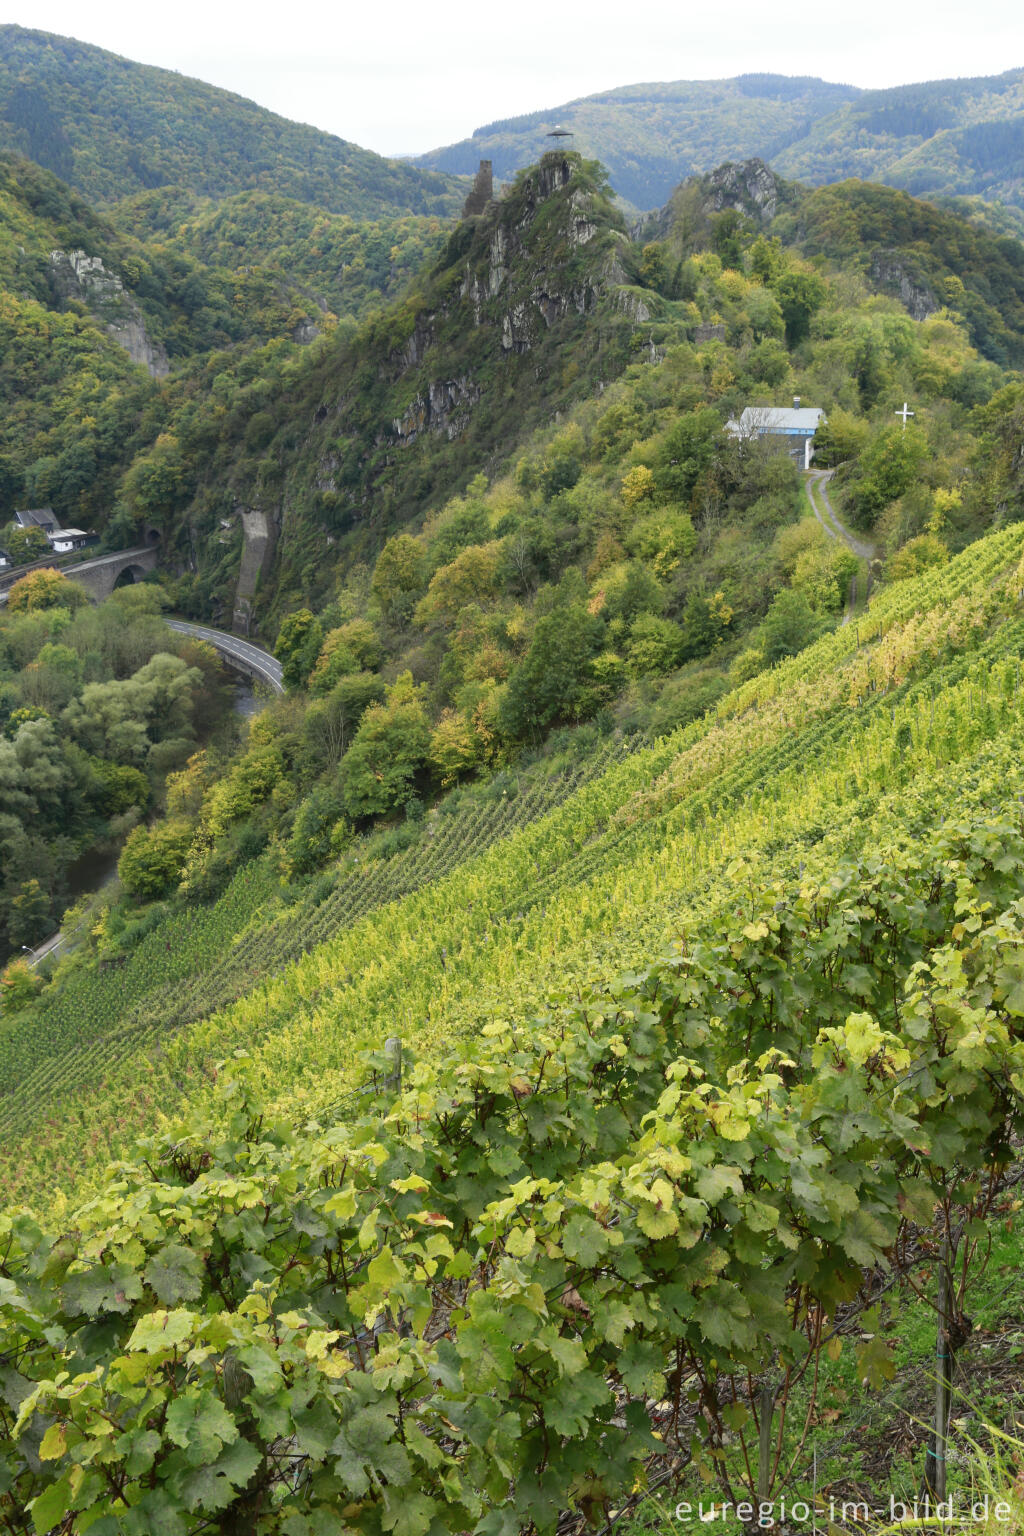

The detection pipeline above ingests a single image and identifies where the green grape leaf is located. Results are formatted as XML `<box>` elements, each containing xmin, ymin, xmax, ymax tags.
<box><xmin>545</xmin><ymin>1369</ymin><xmax>609</xmax><ymax>1436</ymax></box>
<box><xmin>561</xmin><ymin>1212</ymin><xmax>608</xmax><ymax>1266</ymax></box>
<box><xmin>126</xmin><ymin>1309</ymin><xmax>195</xmax><ymax>1353</ymax></box>
<box><xmin>856</xmin><ymin>1333</ymin><xmax>897</xmax><ymax>1387</ymax></box>
<box><xmin>165</xmin><ymin>1392</ymin><xmax>239</xmax><ymax>1462</ymax></box>
<box><xmin>28</xmin><ymin>1477</ymin><xmax>73</xmax><ymax>1535</ymax></box>
<box><xmin>381</xmin><ymin>1489</ymin><xmax>437</xmax><ymax>1536</ymax></box>
<box><xmin>144</xmin><ymin>1245</ymin><xmax>204</xmax><ymax>1305</ymax></box>
<box><xmin>293</xmin><ymin>1399</ymin><xmax>339</xmax><ymax>1461</ymax></box>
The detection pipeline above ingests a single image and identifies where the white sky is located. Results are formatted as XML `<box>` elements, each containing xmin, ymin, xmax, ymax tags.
<box><xmin>4</xmin><ymin>0</ymin><xmax>1023</xmax><ymax>157</ymax></box>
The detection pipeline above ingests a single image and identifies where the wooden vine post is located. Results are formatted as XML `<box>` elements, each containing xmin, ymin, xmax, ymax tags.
<box><xmin>921</xmin><ymin>1237</ymin><xmax>951</xmax><ymax>1503</ymax></box>
<box><xmin>757</xmin><ymin>1381</ymin><xmax>776</xmax><ymax>1503</ymax></box>
<box><xmin>933</xmin><ymin>1248</ymin><xmax>950</xmax><ymax>1503</ymax></box>
<box><xmin>384</xmin><ymin>1035</ymin><xmax>403</xmax><ymax>1093</ymax></box>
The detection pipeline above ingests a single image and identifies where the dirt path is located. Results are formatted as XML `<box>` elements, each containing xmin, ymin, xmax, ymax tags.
<box><xmin>806</xmin><ymin>468</ymin><xmax>878</xmax><ymax>623</ymax></box>
<box><xmin>805</xmin><ymin>469</ymin><xmax>876</xmax><ymax>562</ymax></box>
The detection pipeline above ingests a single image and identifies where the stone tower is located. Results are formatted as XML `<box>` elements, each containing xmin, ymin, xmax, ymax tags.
<box><xmin>462</xmin><ymin>159</ymin><xmax>493</xmax><ymax>218</ymax></box>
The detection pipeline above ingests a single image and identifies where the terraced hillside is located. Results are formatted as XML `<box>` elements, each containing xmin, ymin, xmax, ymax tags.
<box><xmin>6</xmin><ymin>517</ymin><xmax>1024</xmax><ymax>1210</ymax></box>
<box><xmin>5</xmin><ymin>517</ymin><xmax>1024</xmax><ymax>1534</ymax></box>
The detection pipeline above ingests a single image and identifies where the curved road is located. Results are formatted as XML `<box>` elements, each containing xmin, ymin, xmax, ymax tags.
<box><xmin>805</xmin><ymin>469</ymin><xmax>878</xmax><ymax>623</ymax></box>
<box><xmin>165</xmin><ymin>619</ymin><xmax>284</xmax><ymax>693</ymax></box>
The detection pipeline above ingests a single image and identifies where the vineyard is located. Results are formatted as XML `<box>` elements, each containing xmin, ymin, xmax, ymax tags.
<box><xmin>3</xmin><ymin>522</ymin><xmax>1024</xmax><ymax>1530</ymax></box>
<box><xmin>3</xmin><ymin>656</ymin><xmax>1024</xmax><ymax>1527</ymax></box>
<box><xmin>0</xmin><ymin>731</ymin><xmax>638</xmax><ymax>1161</ymax></box>
<box><xmin>5</xmin><ymin>521</ymin><xmax>1024</xmax><ymax>1207</ymax></box>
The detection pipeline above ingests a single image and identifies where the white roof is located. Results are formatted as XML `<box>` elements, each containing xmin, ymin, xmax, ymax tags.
<box><xmin>727</xmin><ymin>406</ymin><xmax>824</xmax><ymax>435</ymax></box>
<box><xmin>50</xmin><ymin>528</ymin><xmax>90</xmax><ymax>539</ymax></box>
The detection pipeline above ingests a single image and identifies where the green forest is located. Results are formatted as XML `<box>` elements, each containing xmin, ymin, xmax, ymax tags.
<box><xmin>0</xmin><ymin>26</ymin><xmax>463</xmax><ymax>216</ymax></box>
<box><xmin>418</xmin><ymin>67</ymin><xmax>1024</xmax><ymax>214</ymax></box>
<box><xmin>3</xmin><ymin>28</ymin><xmax>1024</xmax><ymax>1533</ymax></box>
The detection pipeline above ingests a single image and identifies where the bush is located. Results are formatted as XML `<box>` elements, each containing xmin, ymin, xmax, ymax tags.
<box><xmin>0</xmin><ymin>958</ymin><xmax>44</xmax><ymax>1014</ymax></box>
<box><xmin>118</xmin><ymin>820</ymin><xmax>192</xmax><ymax>901</ymax></box>
<box><xmin>340</xmin><ymin>672</ymin><xmax>431</xmax><ymax>819</ymax></box>
<box><xmin>286</xmin><ymin>785</ymin><xmax>345</xmax><ymax>874</ymax></box>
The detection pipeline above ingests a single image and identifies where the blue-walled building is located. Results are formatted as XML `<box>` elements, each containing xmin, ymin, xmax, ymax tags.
<box><xmin>726</xmin><ymin>398</ymin><xmax>825</xmax><ymax>470</ymax></box>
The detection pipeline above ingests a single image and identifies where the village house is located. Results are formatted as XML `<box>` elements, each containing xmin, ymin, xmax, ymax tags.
<box><xmin>14</xmin><ymin>507</ymin><xmax>95</xmax><ymax>555</ymax></box>
<box><xmin>14</xmin><ymin>507</ymin><xmax>61</xmax><ymax>535</ymax></box>
<box><xmin>725</xmin><ymin>397</ymin><xmax>825</xmax><ymax>471</ymax></box>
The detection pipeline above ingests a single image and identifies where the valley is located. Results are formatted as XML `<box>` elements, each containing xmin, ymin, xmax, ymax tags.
<box><xmin>1</xmin><ymin>25</ymin><xmax>1024</xmax><ymax>1535</ymax></box>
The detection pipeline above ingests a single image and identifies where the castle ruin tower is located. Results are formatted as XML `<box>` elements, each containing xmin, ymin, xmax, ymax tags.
<box><xmin>462</xmin><ymin>159</ymin><xmax>493</xmax><ymax>217</ymax></box>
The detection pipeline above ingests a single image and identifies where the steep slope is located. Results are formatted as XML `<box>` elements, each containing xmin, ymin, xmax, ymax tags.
<box><xmin>0</xmin><ymin>24</ymin><xmax>464</xmax><ymax>216</ymax></box>
<box><xmin>782</xmin><ymin>178</ymin><xmax>1024</xmax><ymax>367</ymax></box>
<box><xmin>6</xmin><ymin>519</ymin><xmax>1024</xmax><ymax>1533</ymax></box>
<box><xmin>651</xmin><ymin>160</ymin><xmax>1024</xmax><ymax>368</ymax></box>
<box><xmin>0</xmin><ymin>152</ymin><xmax>337</xmax><ymax>529</ymax></box>
<box><xmin>419</xmin><ymin>67</ymin><xmax>1024</xmax><ymax>213</ymax></box>
<box><xmin>165</xmin><ymin>153</ymin><xmax>642</xmax><ymax>615</ymax></box>
<box><xmin>110</xmin><ymin>187</ymin><xmax>449</xmax><ymax>323</ymax></box>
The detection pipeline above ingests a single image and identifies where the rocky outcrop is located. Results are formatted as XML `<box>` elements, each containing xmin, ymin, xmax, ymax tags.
<box><xmin>392</xmin><ymin>376</ymin><xmax>481</xmax><ymax>443</ymax></box>
<box><xmin>704</xmin><ymin>158</ymin><xmax>780</xmax><ymax>222</ymax></box>
<box><xmin>868</xmin><ymin>251</ymin><xmax>940</xmax><ymax>320</ymax></box>
<box><xmin>313</xmin><ymin>151</ymin><xmax>631</xmax><ymax>507</ymax></box>
<box><xmin>462</xmin><ymin>153</ymin><xmax>623</xmax><ymax>354</ymax></box>
<box><xmin>49</xmin><ymin>248</ymin><xmax>170</xmax><ymax>377</ymax></box>
<box><xmin>292</xmin><ymin>317</ymin><xmax>321</xmax><ymax>345</ymax></box>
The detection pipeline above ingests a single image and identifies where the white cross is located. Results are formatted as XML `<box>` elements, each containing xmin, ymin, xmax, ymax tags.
<box><xmin>895</xmin><ymin>401</ymin><xmax>915</xmax><ymax>429</ymax></box>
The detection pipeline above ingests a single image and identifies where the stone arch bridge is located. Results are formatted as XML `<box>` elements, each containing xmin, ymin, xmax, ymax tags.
<box><xmin>0</xmin><ymin>546</ymin><xmax>159</xmax><ymax>605</ymax></box>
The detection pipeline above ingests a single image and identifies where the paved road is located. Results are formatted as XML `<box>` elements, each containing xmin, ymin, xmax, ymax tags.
<box><xmin>165</xmin><ymin>619</ymin><xmax>284</xmax><ymax>693</ymax></box>
<box><xmin>20</xmin><ymin>924</ymin><xmax>86</xmax><ymax>970</ymax></box>
<box><xmin>805</xmin><ymin>469</ymin><xmax>877</xmax><ymax>562</ymax></box>
<box><xmin>0</xmin><ymin>546</ymin><xmax>153</xmax><ymax>605</ymax></box>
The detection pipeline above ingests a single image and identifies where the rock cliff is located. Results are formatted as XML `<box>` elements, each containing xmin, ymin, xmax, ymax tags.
<box><xmin>49</xmin><ymin>247</ymin><xmax>169</xmax><ymax>377</ymax></box>
<box><xmin>306</xmin><ymin>152</ymin><xmax>634</xmax><ymax>507</ymax></box>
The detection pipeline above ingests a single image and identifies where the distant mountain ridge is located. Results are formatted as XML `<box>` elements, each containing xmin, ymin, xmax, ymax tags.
<box><xmin>417</xmin><ymin>68</ymin><xmax>1024</xmax><ymax>213</ymax></box>
<box><xmin>0</xmin><ymin>25</ymin><xmax>465</xmax><ymax>218</ymax></box>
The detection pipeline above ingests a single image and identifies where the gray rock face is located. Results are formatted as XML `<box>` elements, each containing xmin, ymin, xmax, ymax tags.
<box><xmin>318</xmin><ymin>151</ymin><xmax>630</xmax><ymax>489</ymax></box>
<box><xmin>49</xmin><ymin>248</ymin><xmax>169</xmax><ymax>377</ymax></box>
<box><xmin>705</xmin><ymin>158</ymin><xmax>780</xmax><ymax>222</ymax></box>
<box><xmin>868</xmin><ymin>252</ymin><xmax>940</xmax><ymax>320</ymax></box>
<box><xmin>292</xmin><ymin>317</ymin><xmax>321</xmax><ymax>345</ymax></box>
<box><xmin>392</xmin><ymin>376</ymin><xmax>482</xmax><ymax>443</ymax></box>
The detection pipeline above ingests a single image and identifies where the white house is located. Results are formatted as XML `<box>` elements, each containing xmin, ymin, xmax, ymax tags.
<box><xmin>48</xmin><ymin>528</ymin><xmax>93</xmax><ymax>554</ymax></box>
<box><xmin>12</xmin><ymin>508</ymin><xmax>94</xmax><ymax>555</ymax></box>
<box><xmin>726</xmin><ymin>398</ymin><xmax>825</xmax><ymax>471</ymax></box>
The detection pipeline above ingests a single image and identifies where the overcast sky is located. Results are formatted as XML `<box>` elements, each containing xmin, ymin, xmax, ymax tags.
<box><xmin>5</xmin><ymin>0</ymin><xmax>1023</xmax><ymax>157</ymax></box>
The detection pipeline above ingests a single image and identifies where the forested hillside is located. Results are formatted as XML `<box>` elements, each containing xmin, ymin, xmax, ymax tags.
<box><xmin>417</xmin><ymin>75</ymin><xmax>860</xmax><ymax>209</ymax></box>
<box><xmin>111</xmin><ymin>187</ymin><xmax>449</xmax><ymax>324</ymax></box>
<box><xmin>419</xmin><ymin>67</ymin><xmax>1024</xmax><ymax>213</ymax></box>
<box><xmin>0</xmin><ymin>576</ymin><xmax>234</xmax><ymax>965</ymax></box>
<box><xmin>0</xmin><ymin>25</ymin><xmax>464</xmax><ymax>215</ymax></box>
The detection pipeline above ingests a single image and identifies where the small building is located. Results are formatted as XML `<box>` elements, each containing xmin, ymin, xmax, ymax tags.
<box><xmin>726</xmin><ymin>398</ymin><xmax>825</xmax><ymax>471</ymax></box>
<box><xmin>14</xmin><ymin>507</ymin><xmax>61</xmax><ymax>534</ymax></box>
<box><xmin>48</xmin><ymin>528</ymin><xmax>93</xmax><ymax>554</ymax></box>
<box><xmin>0</xmin><ymin>545</ymin><xmax>10</xmax><ymax>570</ymax></box>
